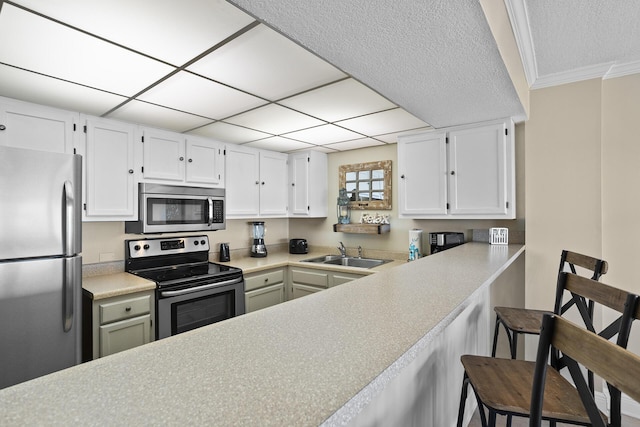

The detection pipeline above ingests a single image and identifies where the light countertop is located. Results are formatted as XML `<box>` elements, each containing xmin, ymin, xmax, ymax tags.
<box><xmin>2</xmin><ymin>242</ymin><xmax>524</xmax><ymax>426</ymax></box>
<box><xmin>83</xmin><ymin>272</ymin><xmax>156</xmax><ymax>300</ymax></box>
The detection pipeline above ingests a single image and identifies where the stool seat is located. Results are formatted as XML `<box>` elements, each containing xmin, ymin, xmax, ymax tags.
<box><xmin>493</xmin><ymin>307</ymin><xmax>551</xmax><ymax>334</ymax></box>
<box><xmin>460</xmin><ymin>355</ymin><xmax>607</xmax><ymax>425</ymax></box>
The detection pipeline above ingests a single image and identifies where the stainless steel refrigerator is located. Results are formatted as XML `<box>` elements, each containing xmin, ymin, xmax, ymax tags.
<box><xmin>0</xmin><ymin>146</ymin><xmax>82</xmax><ymax>389</ymax></box>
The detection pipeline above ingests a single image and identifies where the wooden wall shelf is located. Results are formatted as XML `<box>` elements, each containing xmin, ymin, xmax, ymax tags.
<box><xmin>333</xmin><ymin>223</ymin><xmax>390</xmax><ymax>234</ymax></box>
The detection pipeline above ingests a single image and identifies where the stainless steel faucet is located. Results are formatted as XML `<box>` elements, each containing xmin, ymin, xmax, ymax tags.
<box><xmin>358</xmin><ymin>246</ymin><xmax>363</xmax><ymax>258</ymax></box>
<box><xmin>338</xmin><ymin>241</ymin><xmax>347</xmax><ymax>257</ymax></box>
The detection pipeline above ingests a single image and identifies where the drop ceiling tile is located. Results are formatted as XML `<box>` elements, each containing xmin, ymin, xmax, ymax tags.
<box><xmin>0</xmin><ymin>64</ymin><xmax>127</xmax><ymax>116</ymax></box>
<box><xmin>0</xmin><ymin>4</ymin><xmax>173</xmax><ymax>96</ymax></box>
<box><xmin>188</xmin><ymin>122</ymin><xmax>271</xmax><ymax>144</ymax></box>
<box><xmin>138</xmin><ymin>71</ymin><xmax>267</xmax><ymax>119</ymax></box>
<box><xmin>335</xmin><ymin>108</ymin><xmax>430</xmax><ymax>136</ymax></box>
<box><xmin>225</xmin><ymin>104</ymin><xmax>324</xmax><ymax>135</ymax></box>
<box><xmin>374</xmin><ymin>127</ymin><xmax>433</xmax><ymax>143</ymax></box>
<box><xmin>14</xmin><ymin>0</ymin><xmax>255</xmax><ymax>65</ymax></box>
<box><xmin>289</xmin><ymin>145</ymin><xmax>337</xmax><ymax>154</ymax></box>
<box><xmin>280</xmin><ymin>78</ymin><xmax>396</xmax><ymax>122</ymax></box>
<box><xmin>283</xmin><ymin>124</ymin><xmax>362</xmax><ymax>145</ymax></box>
<box><xmin>106</xmin><ymin>100</ymin><xmax>212</xmax><ymax>132</ymax></box>
<box><xmin>324</xmin><ymin>138</ymin><xmax>386</xmax><ymax>152</ymax></box>
<box><xmin>188</xmin><ymin>24</ymin><xmax>347</xmax><ymax>100</ymax></box>
<box><xmin>244</xmin><ymin>137</ymin><xmax>315</xmax><ymax>152</ymax></box>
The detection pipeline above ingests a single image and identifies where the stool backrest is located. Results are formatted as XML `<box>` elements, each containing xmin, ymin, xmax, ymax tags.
<box><xmin>530</xmin><ymin>310</ymin><xmax>640</xmax><ymax>427</ymax></box>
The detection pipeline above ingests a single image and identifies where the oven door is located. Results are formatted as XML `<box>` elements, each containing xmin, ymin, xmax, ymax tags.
<box><xmin>156</xmin><ymin>276</ymin><xmax>245</xmax><ymax>340</ymax></box>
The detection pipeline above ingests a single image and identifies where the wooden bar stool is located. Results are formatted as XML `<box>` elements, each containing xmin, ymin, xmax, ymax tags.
<box><xmin>457</xmin><ymin>273</ymin><xmax>639</xmax><ymax>427</ymax></box>
<box><xmin>530</xmin><ymin>314</ymin><xmax>640</xmax><ymax>427</ymax></box>
<box><xmin>491</xmin><ymin>250</ymin><xmax>608</xmax><ymax>358</ymax></box>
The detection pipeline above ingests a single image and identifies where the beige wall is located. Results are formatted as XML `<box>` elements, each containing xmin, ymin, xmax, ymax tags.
<box><xmin>82</xmin><ymin>218</ymin><xmax>290</xmax><ymax>264</ymax></box>
<box><xmin>525</xmin><ymin>75</ymin><xmax>640</xmax><ymax>359</ymax></box>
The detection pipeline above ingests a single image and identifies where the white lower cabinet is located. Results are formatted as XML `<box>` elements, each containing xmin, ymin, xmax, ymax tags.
<box><xmin>290</xmin><ymin>267</ymin><xmax>366</xmax><ymax>299</ymax></box>
<box><xmin>85</xmin><ymin>290</ymin><xmax>155</xmax><ymax>360</ymax></box>
<box><xmin>244</xmin><ymin>268</ymin><xmax>286</xmax><ymax>313</ymax></box>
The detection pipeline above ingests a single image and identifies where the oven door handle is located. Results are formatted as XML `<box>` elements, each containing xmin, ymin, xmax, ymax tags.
<box><xmin>159</xmin><ymin>277</ymin><xmax>243</xmax><ymax>297</ymax></box>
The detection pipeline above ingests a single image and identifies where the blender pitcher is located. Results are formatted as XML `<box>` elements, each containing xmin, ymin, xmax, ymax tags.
<box><xmin>250</xmin><ymin>221</ymin><xmax>267</xmax><ymax>257</ymax></box>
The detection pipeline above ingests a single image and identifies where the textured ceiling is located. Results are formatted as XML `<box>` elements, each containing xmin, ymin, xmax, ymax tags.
<box><xmin>2</xmin><ymin>0</ymin><xmax>640</xmax><ymax>154</ymax></box>
<box><xmin>508</xmin><ymin>0</ymin><xmax>640</xmax><ymax>87</ymax></box>
<box><xmin>228</xmin><ymin>0</ymin><xmax>526</xmax><ymax>128</ymax></box>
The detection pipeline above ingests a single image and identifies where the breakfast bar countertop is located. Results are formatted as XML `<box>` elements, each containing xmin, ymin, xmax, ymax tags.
<box><xmin>0</xmin><ymin>242</ymin><xmax>524</xmax><ymax>426</ymax></box>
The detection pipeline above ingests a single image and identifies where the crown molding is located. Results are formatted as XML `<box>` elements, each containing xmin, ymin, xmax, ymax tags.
<box><xmin>604</xmin><ymin>60</ymin><xmax>640</xmax><ymax>80</ymax></box>
<box><xmin>531</xmin><ymin>62</ymin><xmax>615</xmax><ymax>89</ymax></box>
<box><xmin>504</xmin><ymin>0</ymin><xmax>536</xmax><ymax>87</ymax></box>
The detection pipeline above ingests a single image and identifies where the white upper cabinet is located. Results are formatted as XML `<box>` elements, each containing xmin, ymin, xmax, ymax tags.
<box><xmin>0</xmin><ymin>96</ymin><xmax>77</xmax><ymax>154</ymax></box>
<box><xmin>289</xmin><ymin>150</ymin><xmax>328</xmax><ymax>217</ymax></box>
<box><xmin>259</xmin><ymin>150</ymin><xmax>288</xmax><ymax>216</ymax></box>
<box><xmin>225</xmin><ymin>144</ymin><xmax>289</xmax><ymax>218</ymax></box>
<box><xmin>139</xmin><ymin>127</ymin><xmax>224</xmax><ymax>188</ymax></box>
<box><xmin>398</xmin><ymin>131</ymin><xmax>448</xmax><ymax>216</ymax></box>
<box><xmin>81</xmin><ymin>115</ymin><xmax>137</xmax><ymax>221</ymax></box>
<box><xmin>398</xmin><ymin>118</ymin><xmax>515</xmax><ymax>219</ymax></box>
<box><xmin>225</xmin><ymin>144</ymin><xmax>260</xmax><ymax>217</ymax></box>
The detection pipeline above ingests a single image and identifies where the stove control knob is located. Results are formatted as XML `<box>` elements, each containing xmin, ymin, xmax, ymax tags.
<box><xmin>143</xmin><ymin>244</ymin><xmax>150</xmax><ymax>250</ymax></box>
<box><xmin>134</xmin><ymin>245</ymin><xmax>141</xmax><ymax>251</ymax></box>
<box><xmin>200</xmin><ymin>240</ymin><xmax>206</xmax><ymax>246</ymax></box>
<box><xmin>194</xmin><ymin>240</ymin><xmax>199</xmax><ymax>245</ymax></box>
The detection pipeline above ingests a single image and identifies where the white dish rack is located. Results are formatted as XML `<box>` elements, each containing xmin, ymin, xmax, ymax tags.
<box><xmin>489</xmin><ymin>228</ymin><xmax>508</xmax><ymax>245</ymax></box>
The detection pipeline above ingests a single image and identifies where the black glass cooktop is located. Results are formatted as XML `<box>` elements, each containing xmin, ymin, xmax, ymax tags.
<box><xmin>133</xmin><ymin>262</ymin><xmax>241</xmax><ymax>285</ymax></box>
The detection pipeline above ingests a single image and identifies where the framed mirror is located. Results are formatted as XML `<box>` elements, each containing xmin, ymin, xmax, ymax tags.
<box><xmin>339</xmin><ymin>160</ymin><xmax>392</xmax><ymax>210</ymax></box>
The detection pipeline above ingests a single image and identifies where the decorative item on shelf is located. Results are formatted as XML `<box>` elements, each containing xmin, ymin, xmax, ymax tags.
<box><xmin>489</xmin><ymin>227</ymin><xmax>508</xmax><ymax>245</ymax></box>
<box><xmin>337</xmin><ymin>188</ymin><xmax>351</xmax><ymax>224</ymax></box>
<box><xmin>360</xmin><ymin>212</ymin><xmax>390</xmax><ymax>224</ymax></box>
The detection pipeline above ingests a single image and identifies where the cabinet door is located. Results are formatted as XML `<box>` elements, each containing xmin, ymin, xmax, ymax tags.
<box><xmin>99</xmin><ymin>314</ymin><xmax>151</xmax><ymax>357</ymax></box>
<box><xmin>84</xmin><ymin>116</ymin><xmax>136</xmax><ymax>219</ymax></box>
<box><xmin>185</xmin><ymin>137</ymin><xmax>224</xmax><ymax>187</ymax></box>
<box><xmin>225</xmin><ymin>144</ymin><xmax>260</xmax><ymax>217</ymax></box>
<box><xmin>259</xmin><ymin>150</ymin><xmax>288</xmax><ymax>216</ymax></box>
<box><xmin>291</xmin><ymin>283</ymin><xmax>324</xmax><ymax>299</ymax></box>
<box><xmin>142</xmin><ymin>128</ymin><xmax>185</xmax><ymax>181</ymax></box>
<box><xmin>398</xmin><ymin>131</ymin><xmax>447</xmax><ymax>215</ymax></box>
<box><xmin>448</xmin><ymin>122</ymin><xmax>508</xmax><ymax>215</ymax></box>
<box><xmin>330</xmin><ymin>272</ymin><xmax>365</xmax><ymax>287</ymax></box>
<box><xmin>0</xmin><ymin>98</ymin><xmax>76</xmax><ymax>153</ymax></box>
<box><xmin>289</xmin><ymin>152</ymin><xmax>309</xmax><ymax>215</ymax></box>
<box><xmin>245</xmin><ymin>283</ymin><xmax>285</xmax><ymax>313</ymax></box>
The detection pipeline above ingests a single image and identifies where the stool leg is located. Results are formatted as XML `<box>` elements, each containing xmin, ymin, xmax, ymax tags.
<box><xmin>511</xmin><ymin>331</ymin><xmax>518</xmax><ymax>359</ymax></box>
<box><xmin>456</xmin><ymin>372</ymin><xmax>470</xmax><ymax>427</ymax></box>
<box><xmin>491</xmin><ymin>315</ymin><xmax>501</xmax><ymax>357</ymax></box>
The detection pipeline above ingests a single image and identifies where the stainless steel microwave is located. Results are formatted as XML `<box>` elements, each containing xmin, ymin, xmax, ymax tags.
<box><xmin>125</xmin><ymin>183</ymin><xmax>225</xmax><ymax>234</ymax></box>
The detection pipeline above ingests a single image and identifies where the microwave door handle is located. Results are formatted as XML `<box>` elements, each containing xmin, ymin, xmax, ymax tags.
<box><xmin>207</xmin><ymin>198</ymin><xmax>213</xmax><ymax>227</ymax></box>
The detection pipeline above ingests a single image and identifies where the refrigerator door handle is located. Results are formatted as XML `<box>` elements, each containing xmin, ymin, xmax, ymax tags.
<box><xmin>63</xmin><ymin>257</ymin><xmax>80</xmax><ymax>332</ymax></box>
<box><xmin>63</xmin><ymin>180</ymin><xmax>76</xmax><ymax>257</ymax></box>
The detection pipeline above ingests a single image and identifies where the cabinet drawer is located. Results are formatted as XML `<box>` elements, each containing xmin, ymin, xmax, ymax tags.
<box><xmin>245</xmin><ymin>269</ymin><xmax>285</xmax><ymax>291</ymax></box>
<box><xmin>99</xmin><ymin>294</ymin><xmax>151</xmax><ymax>324</ymax></box>
<box><xmin>331</xmin><ymin>273</ymin><xmax>365</xmax><ymax>287</ymax></box>
<box><xmin>291</xmin><ymin>268</ymin><xmax>329</xmax><ymax>288</ymax></box>
<box><xmin>245</xmin><ymin>283</ymin><xmax>285</xmax><ymax>313</ymax></box>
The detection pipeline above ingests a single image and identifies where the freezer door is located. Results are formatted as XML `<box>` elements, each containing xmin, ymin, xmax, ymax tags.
<box><xmin>0</xmin><ymin>256</ymin><xmax>82</xmax><ymax>389</ymax></box>
<box><xmin>0</xmin><ymin>146</ymin><xmax>82</xmax><ymax>260</ymax></box>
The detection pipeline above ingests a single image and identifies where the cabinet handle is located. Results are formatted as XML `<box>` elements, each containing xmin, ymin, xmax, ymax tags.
<box><xmin>125</xmin><ymin>306</ymin><xmax>132</xmax><ymax>312</ymax></box>
<box><xmin>0</xmin><ymin>124</ymin><xmax>5</xmax><ymax>131</ymax></box>
<box><xmin>261</xmin><ymin>181</ymin><xmax>265</xmax><ymax>185</ymax></box>
<box><xmin>400</xmin><ymin>174</ymin><xmax>405</xmax><ymax>179</ymax></box>
<box><xmin>255</xmin><ymin>181</ymin><xmax>260</xmax><ymax>185</ymax></box>
<box><xmin>188</xmin><ymin>158</ymin><xmax>193</xmax><ymax>163</ymax></box>
<box><xmin>291</xmin><ymin>183</ymin><xmax>295</xmax><ymax>186</ymax></box>
<box><xmin>179</xmin><ymin>156</ymin><xmax>184</xmax><ymax>161</ymax></box>
<box><xmin>451</xmin><ymin>171</ymin><xmax>455</xmax><ymax>175</ymax></box>
<box><xmin>264</xmin><ymin>278</ymin><xmax>269</xmax><ymax>283</ymax></box>
<box><xmin>128</xmin><ymin>169</ymin><xmax>134</xmax><ymax>174</ymax></box>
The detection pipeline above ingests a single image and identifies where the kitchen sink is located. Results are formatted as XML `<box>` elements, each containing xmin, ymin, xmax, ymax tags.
<box><xmin>301</xmin><ymin>255</ymin><xmax>393</xmax><ymax>269</ymax></box>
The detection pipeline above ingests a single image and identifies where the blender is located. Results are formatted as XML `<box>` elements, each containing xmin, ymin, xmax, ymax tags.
<box><xmin>250</xmin><ymin>221</ymin><xmax>267</xmax><ymax>257</ymax></box>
